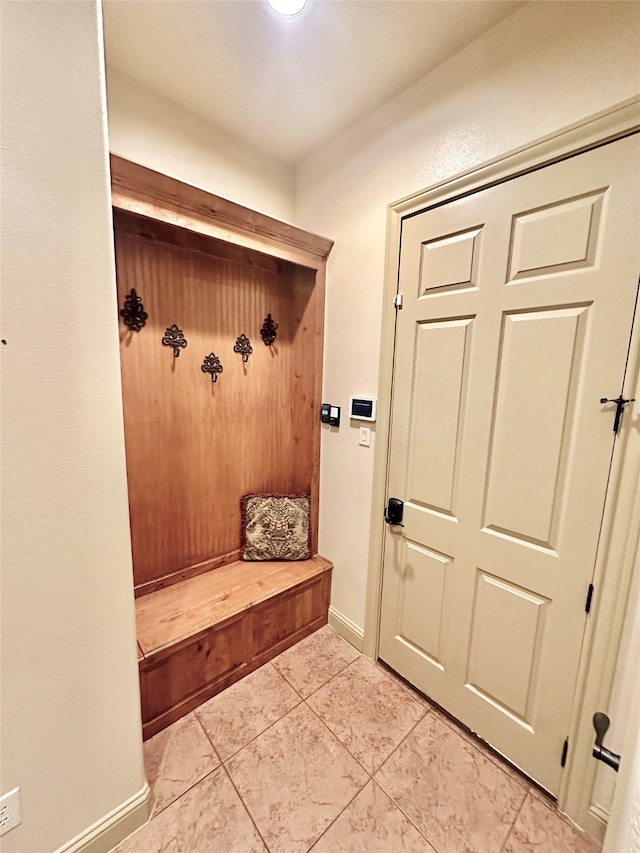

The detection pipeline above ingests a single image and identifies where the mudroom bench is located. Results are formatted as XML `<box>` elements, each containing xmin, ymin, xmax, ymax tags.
<box><xmin>136</xmin><ymin>556</ymin><xmax>332</xmax><ymax>739</ymax></box>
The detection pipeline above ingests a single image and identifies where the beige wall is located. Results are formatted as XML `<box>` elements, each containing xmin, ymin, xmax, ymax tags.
<box><xmin>0</xmin><ymin>3</ymin><xmax>148</xmax><ymax>851</ymax></box>
<box><xmin>295</xmin><ymin>0</ymin><xmax>640</xmax><ymax>635</ymax></box>
<box><xmin>106</xmin><ymin>67</ymin><xmax>296</xmax><ymax>222</ymax></box>
<box><xmin>295</xmin><ymin>1</ymin><xmax>639</xmax><ymax>835</ymax></box>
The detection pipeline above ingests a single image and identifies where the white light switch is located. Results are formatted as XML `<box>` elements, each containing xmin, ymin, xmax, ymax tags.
<box><xmin>0</xmin><ymin>787</ymin><xmax>22</xmax><ymax>836</ymax></box>
<box><xmin>359</xmin><ymin>427</ymin><xmax>371</xmax><ymax>447</ymax></box>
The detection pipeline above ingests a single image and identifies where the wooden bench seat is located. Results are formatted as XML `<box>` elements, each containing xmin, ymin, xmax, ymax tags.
<box><xmin>136</xmin><ymin>555</ymin><xmax>332</xmax><ymax>739</ymax></box>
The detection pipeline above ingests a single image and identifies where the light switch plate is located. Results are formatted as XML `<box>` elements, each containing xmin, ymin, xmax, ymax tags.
<box><xmin>0</xmin><ymin>787</ymin><xmax>22</xmax><ymax>836</ymax></box>
<box><xmin>359</xmin><ymin>427</ymin><xmax>371</xmax><ymax>447</ymax></box>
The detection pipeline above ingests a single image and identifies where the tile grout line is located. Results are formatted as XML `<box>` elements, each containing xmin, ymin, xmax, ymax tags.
<box><xmin>300</xmin><ymin>649</ymin><xmax>423</xmax><ymax>850</ymax></box>
<box><xmin>301</xmin><ymin>653</ymin><xmax>364</xmax><ymax>703</ymax></box>
<box><xmin>302</xmin><ymin>695</ymin><xmax>374</xmax><ymax>779</ymax></box>
<box><xmin>193</xmin><ymin>708</ymin><xmax>222</xmax><ymax>765</ymax></box>
<box><xmin>138</xmin><ymin>713</ymin><xmax>225</xmax><ymax>823</ymax></box>
<box><xmin>217</xmin><ymin>645</ymin><xmax>366</xmax><ymax>853</ymax></box>
<box><xmin>304</xmin><ymin>669</ymin><xmax>431</xmax><ymax>779</ymax></box>
<box><xmin>369</xmin><ymin>707</ymin><xmax>450</xmax><ymax>851</ymax></box>
<box><xmin>303</xmin><ymin>685</ymin><xmax>434</xmax><ymax>847</ymax></box>
<box><xmin>143</xmin><ymin>764</ymin><xmax>221</xmax><ymax>822</ymax></box>
<box><xmin>369</xmin><ymin>777</ymin><xmax>443</xmax><ymax>853</ymax></box>
<box><xmin>196</xmin><ymin>684</ymin><xmax>306</xmax><ymax>765</ymax></box>
<box><xmin>304</xmin><ymin>778</ymin><xmax>371</xmax><ymax>853</ymax></box>
<box><xmin>499</xmin><ymin>788</ymin><xmax>529</xmax><ymax>853</ymax></box>
<box><xmin>433</xmin><ymin>709</ymin><xmax>533</xmax><ymax>794</ymax></box>
<box><xmin>189</xmin><ymin>665</ymin><xmax>274</xmax><ymax>851</ymax></box>
<box><xmin>273</xmin><ymin>650</ymin><xmax>362</xmax><ymax>702</ymax></box>
<box><xmin>270</xmin><ymin>663</ymin><xmax>308</xmax><ymax>700</ymax></box>
<box><xmin>219</xmin><ymin>694</ymin><xmax>306</xmax><ymax>764</ymax></box>
<box><xmin>372</xmin><ymin>704</ymin><xmax>431</xmax><ymax>780</ymax></box>
<box><xmin>220</xmin><ymin>762</ymin><xmax>272</xmax><ymax>853</ymax></box>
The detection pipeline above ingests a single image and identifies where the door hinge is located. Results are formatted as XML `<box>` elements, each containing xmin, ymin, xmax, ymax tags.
<box><xmin>561</xmin><ymin>737</ymin><xmax>569</xmax><ymax>767</ymax></box>
<box><xmin>393</xmin><ymin>293</ymin><xmax>403</xmax><ymax>309</ymax></box>
<box><xmin>585</xmin><ymin>583</ymin><xmax>594</xmax><ymax>614</ymax></box>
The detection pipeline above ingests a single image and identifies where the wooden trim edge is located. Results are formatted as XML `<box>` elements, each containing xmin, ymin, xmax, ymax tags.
<box><xmin>134</xmin><ymin>550</ymin><xmax>243</xmax><ymax>598</ymax></box>
<box><xmin>110</xmin><ymin>154</ymin><xmax>334</xmax><ymax>267</ymax></box>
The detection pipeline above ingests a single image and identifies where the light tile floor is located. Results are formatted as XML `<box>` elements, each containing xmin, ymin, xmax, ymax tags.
<box><xmin>114</xmin><ymin>626</ymin><xmax>600</xmax><ymax>853</ymax></box>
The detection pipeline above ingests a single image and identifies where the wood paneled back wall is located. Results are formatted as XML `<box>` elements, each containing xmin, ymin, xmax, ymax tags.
<box><xmin>114</xmin><ymin>210</ymin><xmax>320</xmax><ymax>594</ymax></box>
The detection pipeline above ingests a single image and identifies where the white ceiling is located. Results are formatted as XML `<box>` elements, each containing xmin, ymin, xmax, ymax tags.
<box><xmin>103</xmin><ymin>0</ymin><xmax>525</xmax><ymax>165</ymax></box>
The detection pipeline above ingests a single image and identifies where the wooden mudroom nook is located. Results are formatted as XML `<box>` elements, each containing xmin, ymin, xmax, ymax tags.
<box><xmin>110</xmin><ymin>156</ymin><xmax>334</xmax><ymax>740</ymax></box>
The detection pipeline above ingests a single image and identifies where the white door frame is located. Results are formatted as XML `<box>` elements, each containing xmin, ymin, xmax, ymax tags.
<box><xmin>364</xmin><ymin>96</ymin><xmax>640</xmax><ymax>839</ymax></box>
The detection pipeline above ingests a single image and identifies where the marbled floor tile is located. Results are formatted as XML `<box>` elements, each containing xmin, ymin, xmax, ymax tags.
<box><xmin>504</xmin><ymin>792</ymin><xmax>601</xmax><ymax>853</ymax></box>
<box><xmin>196</xmin><ymin>662</ymin><xmax>300</xmax><ymax>760</ymax></box>
<box><xmin>112</xmin><ymin>766</ymin><xmax>266</xmax><ymax>853</ymax></box>
<box><xmin>143</xmin><ymin>712</ymin><xmax>219</xmax><ymax>815</ymax></box>
<box><xmin>307</xmin><ymin>655</ymin><xmax>427</xmax><ymax>773</ymax></box>
<box><xmin>226</xmin><ymin>702</ymin><xmax>368</xmax><ymax>853</ymax></box>
<box><xmin>378</xmin><ymin>662</ymin><xmax>434</xmax><ymax>708</ymax></box>
<box><xmin>311</xmin><ymin>780</ymin><xmax>437</xmax><ymax>853</ymax></box>
<box><xmin>375</xmin><ymin>712</ymin><xmax>527</xmax><ymax>853</ymax></box>
<box><xmin>271</xmin><ymin>625</ymin><xmax>360</xmax><ymax>698</ymax></box>
<box><xmin>431</xmin><ymin>705</ymin><xmax>532</xmax><ymax>788</ymax></box>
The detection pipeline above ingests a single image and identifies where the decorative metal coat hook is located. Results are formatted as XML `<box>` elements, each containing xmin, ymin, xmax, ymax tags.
<box><xmin>260</xmin><ymin>314</ymin><xmax>279</xmax><ymax>346</ymax></box>
<box><xmin>234</xmin><ymin>334</ymin><xmax>253</xmax><ymax>363</ymax></box>
<box><xmin>201</xmin><ymin>352</ymin><xmax>223</xmax><ymax>383</ymax></box>
<box><xmin>162</xmin><ymin>324</ymin><xmax>188</xmax><ymax>358</ymax></box>
<box><xmin>120</xmin><ymin>288</ymin><xmax>148</xmax><ymax>332</ymax></box>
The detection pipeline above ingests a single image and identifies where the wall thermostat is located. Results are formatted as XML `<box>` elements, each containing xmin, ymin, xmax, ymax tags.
<box><xmin>349</xmin><ymin>396</ymin><xmax>377</xmax><ymax>422</ymax></box>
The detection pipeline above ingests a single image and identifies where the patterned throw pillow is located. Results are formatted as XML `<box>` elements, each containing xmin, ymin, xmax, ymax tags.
<box><xmin>241</xmin><ymin>494</ymin><xmax>311</xmax><ymax>561</ymax></box>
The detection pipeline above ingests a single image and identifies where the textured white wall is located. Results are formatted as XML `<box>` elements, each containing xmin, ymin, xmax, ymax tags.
<box><xmin>295</xmin><ymin>0</ymin><xmax>640</xmax><ymax>633</ymax></box>
<box><xmin>106</xmin><ymin>67</ymin><xmax>296</xmax><ymax>222</ymax></box>
<box><xmin>0</xmin><ymin>2</ymin><xmax>147</xmax><ymax>850</ymax></box>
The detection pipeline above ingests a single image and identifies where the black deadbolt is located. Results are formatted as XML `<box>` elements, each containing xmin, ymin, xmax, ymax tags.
<box><xmin>385</xmin><ymin>498</ymin><xmax>404</xmax><ymax>526</ymax></box>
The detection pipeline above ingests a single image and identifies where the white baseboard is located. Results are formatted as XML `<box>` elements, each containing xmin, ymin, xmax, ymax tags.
<box><xmin>583</xmin><ymin>802</ymin><xmax>609</xmax><ymax>845</ymax></box>
<box><xmin>328</xmin><ymin>606</ymin><xmax>365</xmax><ymax>653</ymax></box>
<box><xmin>56</xmin><ymin>782</ymin><xmax>152</xmax><ymax>853</ymax></box>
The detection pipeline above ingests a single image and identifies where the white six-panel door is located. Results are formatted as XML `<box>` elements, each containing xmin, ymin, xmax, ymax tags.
<box><xmin>378</xmin><ymin>134</ymin><xmax>640</xmax><ymax>794</ymax></box>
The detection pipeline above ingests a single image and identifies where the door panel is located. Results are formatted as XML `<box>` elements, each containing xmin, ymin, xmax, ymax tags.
<box><xmin>508</xmin><ymin>190</ymin><xmax>605</xmax><ymax>280</ymax></box>
<box><xmin>407</xmin><ymin>318</ymin><xmax>473</xmax><ymax>515</ymax></box>
<box><xmin>419</xmin><ymin>227</ymin><xmax>482</xmax><ymax>295</ymax></box>
<box><xmin>379</xmin><ymin>134</ymin><xmax>640</xmax><ymax>794</ymax></box>
<box><xmin>484</xmin><ymin>306</ymin><xmax>589</xmax><ymax>547</ymax></box>
<box><xmin>465</xmin><ymin>571</ymin><xmax>549</xmax><ymax>726</ymax></box>
<box><xmin>397</xmin><ymin>541</ymin><xmax>449</xmax><ymax>667</ymax></box>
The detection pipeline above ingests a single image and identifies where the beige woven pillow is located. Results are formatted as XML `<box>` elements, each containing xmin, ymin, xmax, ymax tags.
<box><xmin>241</xmin><ymin>494</ymin><xmax>311</xmax><ymax>561</ymax></box>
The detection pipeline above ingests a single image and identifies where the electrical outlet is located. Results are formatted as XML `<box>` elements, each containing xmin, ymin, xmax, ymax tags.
<box><xmin>0</xmin><ymin>787</ymin><xmax>22</xmax><ymax>836</ymax></box>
